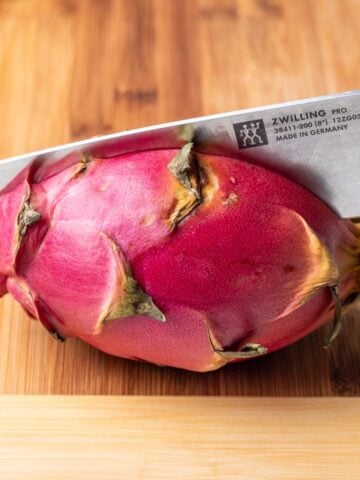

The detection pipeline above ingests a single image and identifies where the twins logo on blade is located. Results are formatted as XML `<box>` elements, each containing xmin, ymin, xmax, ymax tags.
<box><xmin>233</xmin><ymin>119</ymin><xmax>268</xmax><ymax>149</ymax></box>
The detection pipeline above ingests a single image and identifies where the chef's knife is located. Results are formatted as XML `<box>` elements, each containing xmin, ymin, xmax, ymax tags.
<box><xmin>0</xmin><ymin>91</ymin><xmax>359</xmax><ymax>218</ymax></box>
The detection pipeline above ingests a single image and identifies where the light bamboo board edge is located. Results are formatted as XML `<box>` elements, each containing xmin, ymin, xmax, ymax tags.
<box><xmin>0</xmin><ymin>396</ymin><xmax>359</xmax><ymax>479</ymax></box>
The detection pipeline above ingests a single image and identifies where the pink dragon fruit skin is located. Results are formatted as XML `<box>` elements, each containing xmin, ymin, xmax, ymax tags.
<box><xmin>0</xmin><ymin>144</ymin><xmax>359</xmax><ymax>371</ymax></box>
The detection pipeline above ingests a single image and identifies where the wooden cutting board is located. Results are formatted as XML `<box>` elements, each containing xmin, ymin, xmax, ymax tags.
<box><xmin>0</xmin><ymin>396</ymin><xmax>359</xmax><ymax>479</ymax></box>
<box><xmin>0</xmin><ymin>0</ymin><xmax>359</xmax><ymax>395</ymax></box>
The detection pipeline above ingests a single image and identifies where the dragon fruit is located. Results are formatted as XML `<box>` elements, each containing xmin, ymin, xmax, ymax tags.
<box><xmin>0</xmin><ymin>143</ymin><xmax>359</xmax><ymax>371</ymax></box>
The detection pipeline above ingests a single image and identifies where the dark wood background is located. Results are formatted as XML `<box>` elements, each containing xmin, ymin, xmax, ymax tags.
<box><xmin>0</xmin><ymin>0</ymin><xmax>359</xmax><ymax>395</ymax></box>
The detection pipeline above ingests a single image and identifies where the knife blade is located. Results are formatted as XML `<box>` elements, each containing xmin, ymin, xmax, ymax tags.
<box><xmin>0</xmin><ymin>91</ymin><xmax>359</xmax><ymax>218</ymax></box>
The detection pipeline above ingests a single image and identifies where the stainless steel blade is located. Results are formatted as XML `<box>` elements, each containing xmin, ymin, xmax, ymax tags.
<box><xmin>1</xmin><ymin>91</ymin><xmax>359</xmax><ymax>217</ymax></box>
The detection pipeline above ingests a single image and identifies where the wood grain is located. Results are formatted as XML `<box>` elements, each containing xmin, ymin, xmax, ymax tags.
<box><xmin>0</xmin><ymin>0</ymin><xmax>359</xmax><ymax>395</ymax></box>
<box><xmin>0</xmin><ymin>396</ymin><xmax>359</xmax><ymax>479</ymax></box>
